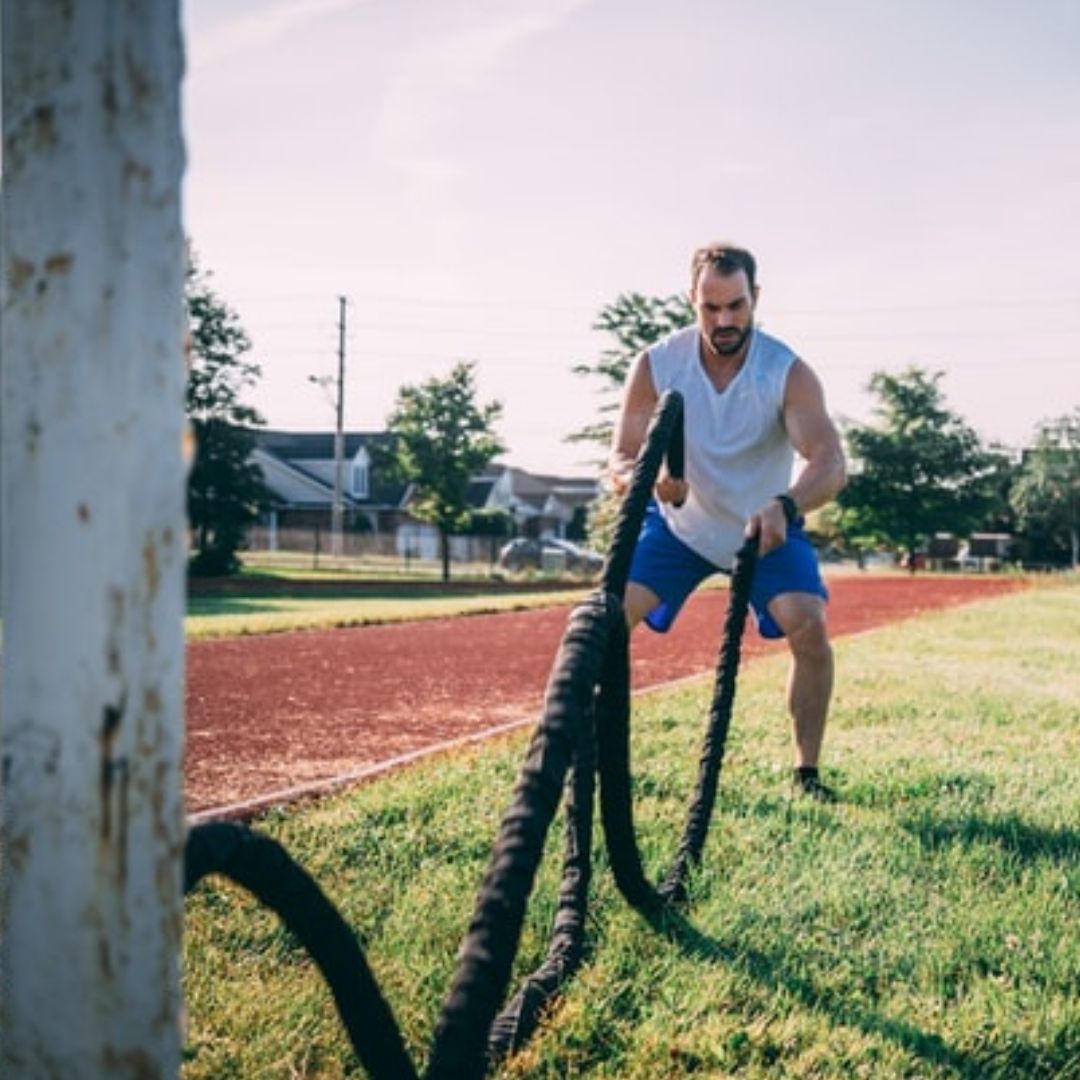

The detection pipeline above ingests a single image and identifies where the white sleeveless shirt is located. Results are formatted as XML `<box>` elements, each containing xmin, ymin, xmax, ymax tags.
<box><xmin>647</xmin><ymin>325</ymin><xmax>797</xmax><ymax>569</ymax></box>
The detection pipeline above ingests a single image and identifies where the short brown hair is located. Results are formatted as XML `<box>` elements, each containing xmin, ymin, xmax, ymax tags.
<box><xmin>690</xmin><ymin>243</ymin><xmax>757</xmax><ymax>293</ymax></box>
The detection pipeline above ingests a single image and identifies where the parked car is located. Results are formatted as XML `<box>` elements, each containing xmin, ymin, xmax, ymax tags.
<box><xmin>498</xmin><ymin>537</ymin><xmax>604</xmax><ymax>575</ymax></box>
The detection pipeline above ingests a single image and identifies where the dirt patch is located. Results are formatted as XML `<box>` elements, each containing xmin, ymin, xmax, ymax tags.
<box><xmin>185</xmin><ymin>574</ymin><xmax>1023</xmax><ymax>816</ymax></box>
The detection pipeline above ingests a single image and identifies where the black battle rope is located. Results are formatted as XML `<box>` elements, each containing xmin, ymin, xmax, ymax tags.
<box><xmin>592</xmin><ymin>389</ymin><xmax>759</xmax><ymax>916</ymax></box>
<box><xmin>597</xmin><ymin>535</ymin><xmax>759</xmax><ymax>916</ymax></box>
<box><xmin>424</xmin><ymin>590</ymin><xmax>620</xmax><ymax>1079</ymax></box>
<box><xmin>484</xmin><ymin>694</ymin><xmax>597</xmax><ymax>1061</ymax></box>
<box><xmin>184</xmin><ymin>822</ymin><xmax>419</xmax><ymax>1080</ymax></box>
<box><xmin>184</xmin><ymin>389</ymin><xmax>758</xmax><ymax>1078</ymax></box>
<box><xmin>659</xmin><ymin>536</ymin><xmax>758</xmax><ymax>904</ymax></box>
<box><xmin>483</xmin><ymin>390</ymin><xmax>688</xmax><ymax>1063</ymax></box>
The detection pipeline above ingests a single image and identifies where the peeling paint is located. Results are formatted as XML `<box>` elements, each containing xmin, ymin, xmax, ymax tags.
<box><xmin>8</xmin><ymin>257</ymin><xmax>35</xmax><ymax>291</ymax></box>
<box><xmin>143</xmin><ymin>687</ymin><xmax>162</xmax><ymax>717</ymax></box>
<box><xmin>102</xmin><ymin>701</ymin><xmax>124</xmax><ymax>741</ymax></box>
<box><xmin>124</xmin><ymin>48</ymin><xmax>154</xmax><ymax>107</ymax></box>
<box><xmin>44</xmin><ymin>252</ymin><xmax>74</xmax><ymax>275</ymax></box>
<box><xmin>143</xmin><ymin>532</ymin><xmax>160</xmax><ymax>600</ymax></box>
<box><xmin>102</xmin><ymin>76</ymin><xmax>118</xmax><ymax>117</ymax></box>
<box><xmin>124</xmin><ymin>158</ymin><xmax>152</xmax><ymax>186</ymax></box>
<box><xmin>108</xmin><ymin>586</ymin><xmax>126</xmax><ymax>637</ymax></box>
<box><xmin>31</xmin><ymin>105</ymin><xmax>58</xmax><ymax>149</ymax></box>
<box><xmin>26</xmin><ymin>415</ymin><xmax>42</xmax><ymax>456</ymax></box>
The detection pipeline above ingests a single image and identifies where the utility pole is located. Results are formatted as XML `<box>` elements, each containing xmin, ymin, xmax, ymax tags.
<box><xmin>1</xmin><ymin>2</ymin><xmax>187</xmax><ymax>1075</ymax></box>
<box><xmin>332</xmin><ymin>295</ymin><xmax>347</xmax><ymax>558</ymax></box>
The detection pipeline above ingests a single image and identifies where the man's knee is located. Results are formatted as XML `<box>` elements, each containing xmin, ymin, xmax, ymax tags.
<box><xmin>623</xmin><ymin>582</ymin><xmax>659</xmax><ymax>630</ymax></box>
<box><xmin>770</xmin><ymin>595</ymin><xmax>831</xmax><ymax>659</ymax></box>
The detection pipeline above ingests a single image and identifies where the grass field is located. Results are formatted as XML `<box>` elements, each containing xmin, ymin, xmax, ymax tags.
<box><xmin>186</xmin><ymin>585</ymin><xmax>593</xmax><ymax>639</ymax></box>
<box><xmin>182</xmin><ymin>581</ymin><xmax>1080</xmax><ymax>1079</ymax></box>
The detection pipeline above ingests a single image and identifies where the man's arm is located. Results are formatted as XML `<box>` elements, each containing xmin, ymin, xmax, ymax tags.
<box><xmin>749</xmin><ymin>358</ymin><xmax>847</xmax><ymax>552</ymax></box>
<box><xmin>607</xmin><ymin>351</ymin><xmax>687</xmax><ymax>503</ymax></box>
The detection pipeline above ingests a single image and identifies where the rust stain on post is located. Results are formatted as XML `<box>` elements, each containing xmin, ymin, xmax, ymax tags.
<box><xmin>31</xmin><ymin>105</ymin><xmax>58</xmax><ymax>148</ymax></box>
<box><xmin>44</xmin><ymin>252</ymin><xmax>74</xmax><ymax>275</ymax></box>
<box><xmin>100</xmin><ymin>699</ymin><xmax>125</xmax><ymax>842</ymax></box>
<box><xmin>124</xmin><ymin>49</ymin><xmax>154</xmax><ymax>106</ymax></box>
<box><xmin>124</xmin><ymin>158</ymin><xmax>152</xmax><ymax>186</ymax></box>
<box><xmin>8</xmin><ymin>257</ymin><xmax>35</xmax><ymax>291</ymax></box>
<box><xmin>143</xmin><ymin>532</ymin><xmax>160</xmax><ymax>599</ymax></box>
<box><xmin>25</xmin><ymin>415</ymin><xmax>42</xmax><ymax>457</ymax></box>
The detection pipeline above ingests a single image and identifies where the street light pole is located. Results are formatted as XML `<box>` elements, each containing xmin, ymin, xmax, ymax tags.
<box><xmin>332</xmin><ymin>295</ymin><xmax>347</xmax><ymax>558</ymax></box>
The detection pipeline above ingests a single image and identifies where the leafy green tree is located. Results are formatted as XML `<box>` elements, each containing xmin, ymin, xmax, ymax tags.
<box><xmin>1010</xmin><ymin>409</ymin><xmax>1080</xmax><ymax>568</ymax></box>
<box><xmin>571</xmin><ymin>292</ymin><xmax>692</xmax><ymax>552</ymax></box>
<box><xmin>813</xmin><ymin>503</ymin><xmax>886</xmax><ymax>568</ymax></box>
<box><xmin>570</xmin><ymin>291</ymin><xmax>693</xmax><ymax>453</ymax></box>
<box><xmin>838</xmin><ymin>367</ymin><xmax>1003</xmax><ymax>570</ymax></box>
<box><xmin>186</xmin><ymin>256</ymin><xmax>269</xmax><ymax>575</ymax></box>
<box><xmin>382</xmin><ymin>362</ymin><xmax>504</xmax><ymax>582</ymax></box>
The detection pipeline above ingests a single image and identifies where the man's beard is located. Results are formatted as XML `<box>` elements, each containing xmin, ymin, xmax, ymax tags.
<box><xmin>709</xmin><ymin>323</ymin><xmax>752</xmax><ymax>357</ymax></box>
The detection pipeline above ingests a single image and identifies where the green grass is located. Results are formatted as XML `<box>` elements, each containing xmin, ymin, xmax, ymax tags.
<box><xmin>182</xmin><ymin>582</ymin><xmax>1080</xmax><ymax>1078</ymax></box>
<box><xmin>186</xmin><ymin>586</ymin><xmax>592</xmax><ymax>639</ymax></box>
<box><xmin>238</xmin><ymin>550</ymin><xmax>507</xmax><ymax>581</ymax></box>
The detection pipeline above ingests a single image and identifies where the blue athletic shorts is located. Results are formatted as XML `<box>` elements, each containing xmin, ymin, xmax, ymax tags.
<box><xmin>627</xmin><ymin>501</ymin><xmax>828</xmax><ymax>639</ymax></box>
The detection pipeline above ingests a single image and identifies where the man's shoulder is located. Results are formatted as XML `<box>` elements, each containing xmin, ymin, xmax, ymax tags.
<box><xmin>755</xmin><ymin>327</ymin><xmax>797</xmax><ymax>358</ymax></box>
<box><xmin>752</xmin><ymin>328</ymin><xmax>800</xmax><ymax>373</ymax></box>
<box><xmin>647</xmin><ymin>324</ymin><xmax>698</xmax><ymax>360</ymax></box>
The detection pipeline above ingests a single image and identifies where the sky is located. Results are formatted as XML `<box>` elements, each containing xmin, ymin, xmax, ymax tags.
<box><xmin>182</xmin><ymin>0</ymin><xmax>1080</xmax><ymax>477</ymax></box>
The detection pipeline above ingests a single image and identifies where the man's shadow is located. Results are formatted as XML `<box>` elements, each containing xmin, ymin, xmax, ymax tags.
<box><xmin>633</xmin><ymin>796</ymin><xmax>1077</xmax><ymax>1077</ymax></box>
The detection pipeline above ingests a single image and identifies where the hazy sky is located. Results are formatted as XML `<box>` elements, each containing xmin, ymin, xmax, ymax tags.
<box><xmin>182</xmin><ymin>0</ymin><xmax>1080</xmax><ymax>476</ymax></box>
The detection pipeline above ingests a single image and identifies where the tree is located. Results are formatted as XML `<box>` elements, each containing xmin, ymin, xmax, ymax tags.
<box><xmin>186</xmin><ymin>256</ymin><xmax>269</xmax><ymax>575</ymax></box>
<box><xmin>838</xmin><ymin>367</ymin><xmax>1003</xmax><ymax>569</ymax></box>
<box><xmin>570</xmin><ymin>291</ymin><xmax>693</xmax><ymax>453</ymax></box>
<box><xmin>1010</xmin><ymin>409</ymin><xmax>1080</xmax><ymax>568</ymax></box>
<box><xmin>383</xmin><ymin>362</ymin><xmax>504</xmax><ymax>582</ymax></box>
<box><xmin>571</xmin><ymin>292</ymin><xmax>693</xmax><ymax>551</ymax></box>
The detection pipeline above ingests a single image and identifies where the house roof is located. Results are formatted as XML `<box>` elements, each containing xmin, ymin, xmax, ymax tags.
<box><xmin>466</xmin><ymin>477</ymin><xmax>497</xmax><ymax>509</ymax></box>
<box><xmin>252</xmin><ymin>429</ymin><xmax>406</xmax><ymax>507</ymax></box>
<box><xmin>255</xmin><ymin>429</ymin><xmax>390</xmax><ymax>460</ymax></box>
<box><xmin>252</xmin><ymin>432</ymin><xmax>601</xmax><ymax>517</ymax></box>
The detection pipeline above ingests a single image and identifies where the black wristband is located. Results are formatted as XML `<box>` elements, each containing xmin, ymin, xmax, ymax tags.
<box><xmin>775</xmin><ymin>493</ymin><xmax>799</xmax><ymax>525</ymax></box>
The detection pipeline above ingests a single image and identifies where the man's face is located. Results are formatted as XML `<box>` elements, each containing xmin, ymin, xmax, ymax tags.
<box><xmin>692</xmin><ymin>265</ymin><xmax>757</xmax><ymax>359</ymax></box>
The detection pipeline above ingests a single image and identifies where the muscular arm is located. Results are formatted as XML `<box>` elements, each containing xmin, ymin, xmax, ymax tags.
<box><xmin>608</xmin><ymin>351</ymin><xmax>687</xmax><ymax>503</ymax></box>
<box><xmin>750</xmin><ymin>358</ymin><xmax>847</xmax><ymax>552</ymax></box>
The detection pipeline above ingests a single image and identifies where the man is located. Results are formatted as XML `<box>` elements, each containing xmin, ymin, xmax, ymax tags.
<box><xmin>609</xmin><ymin>243</ymin><xmax>847</xmax><ymax>801</ymax></box>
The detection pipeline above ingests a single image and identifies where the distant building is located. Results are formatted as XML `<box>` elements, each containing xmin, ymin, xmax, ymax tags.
<box><xmin>249</xmin><ymin>429</ymin><xmax>600</xmax><ymax>558</ymax></box>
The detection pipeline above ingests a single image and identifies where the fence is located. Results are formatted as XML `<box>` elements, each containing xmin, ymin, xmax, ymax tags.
<box><xmin>244</xmin><ymin>524</ymin><xmax>507</xmax><ymax>575</ymax></box>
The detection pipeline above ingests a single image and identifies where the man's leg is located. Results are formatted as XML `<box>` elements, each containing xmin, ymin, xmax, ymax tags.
<box><xmin>623</xmin><ymin>581</ymin><xmax>661</xmax><ymax>631</ymax></box>
<box><xmin>767</xmin><ymin>591</ymin><xmax>834</xmax><ymax>777</ymax></box>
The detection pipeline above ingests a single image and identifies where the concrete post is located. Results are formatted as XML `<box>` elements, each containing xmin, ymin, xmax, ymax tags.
<box><xmin>1</xmin><ymin>2</ymin><xmax>187</xmax><ymax>1075</ymax></box>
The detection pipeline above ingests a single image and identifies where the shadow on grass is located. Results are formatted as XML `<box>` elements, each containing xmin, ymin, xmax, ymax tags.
<box><xmin>643</xmin><ymin>905</ymin><xmax>1065</xmax><ymax>1079</ymax></box>
<box><xmin>841</xmin><ymin>771</ymin><xmax>997</xmax><ymax>811</ymax></box>
<box><xmin>901</xmin><ymin>810</ymin><xmax>1080</xmax><ymax>866</ymax></box>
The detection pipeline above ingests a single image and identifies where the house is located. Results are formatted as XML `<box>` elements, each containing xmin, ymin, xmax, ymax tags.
<box><xmin>963</xmin><ymin>532</ymin><xmax>1015</xmax><ymax>570</ymax></box>
<box><xmin>250</xmin><ymin>430</ymin><xmax>409</xmax><ymax>536</ymax></box>
<box><xmin>473</xmin><ymin>464</ymin><xmax>599</xmax><ymax>540</ymax></box>
<box><xmin>249</xmin><ymin>430</ymin><xmax>601</xmax><ymax>560</ymax></box>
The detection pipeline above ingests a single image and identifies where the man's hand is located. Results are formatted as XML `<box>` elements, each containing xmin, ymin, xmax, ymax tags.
<box><xmin>746</xmin><ymin>497</ymin><xmax>789</xmax><ymax>554</ymax></box>
<box><xmin>655</xmin><ymin>471</ymin><xmax>688</xmax><ymax>507</ymax></box>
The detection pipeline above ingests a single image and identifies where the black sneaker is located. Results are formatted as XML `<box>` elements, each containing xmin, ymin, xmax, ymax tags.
<box><xmin>793</xmin><ymin>769</ymin><xmax>838</xmax><ymax>804</ymax></box>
